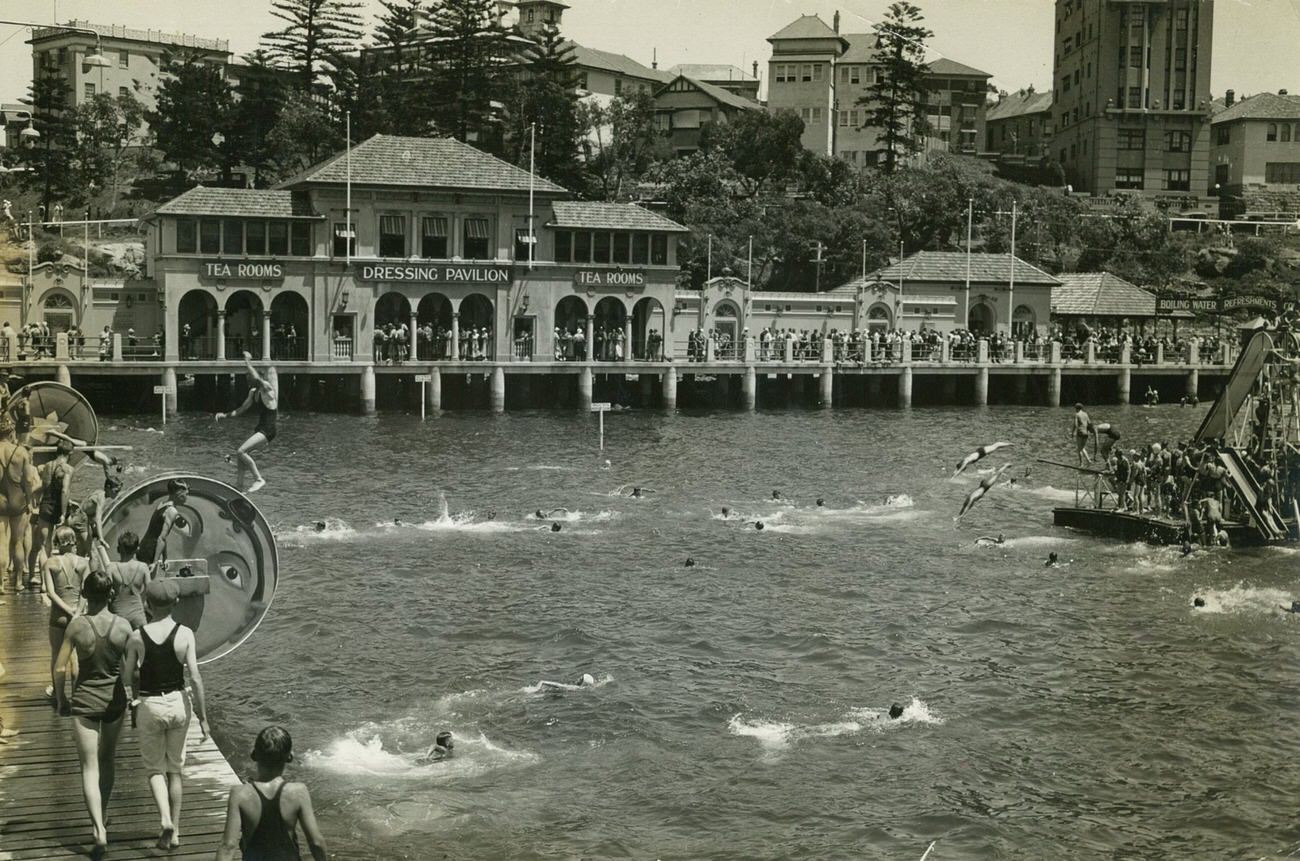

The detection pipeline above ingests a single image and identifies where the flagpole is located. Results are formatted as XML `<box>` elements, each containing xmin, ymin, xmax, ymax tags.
<box><xmin>861</xmin><ymin>238</ymin><xmax>867</xmax><ymax>280</ymax></box>
<box><xmin>528</xmin><ymin>122</ymin><xmax>536</xmax><ymax>270</ymax></box>
<box><xmin>1008</xmin><ymin>200</ymin><xmax>1017</xmax><ymax>338</ymax></box>
<box><xmin>747</xmin><ymin>235</ymin><xmax>753</xmax><ymax>288</ymax></box>
<box><xmin>707</xmin><ymin>234</ymin><xmax>713</xmax><ymax>282</ymax></box>
<box><xmin>346</xmin><ymin>111</ymin><xmax>352</xmax><ymax>267</ymax></box>
<box><xmin>964</xmin><ymin>198</ymin><xmax>972</xmax><ymax>329</ymax></box>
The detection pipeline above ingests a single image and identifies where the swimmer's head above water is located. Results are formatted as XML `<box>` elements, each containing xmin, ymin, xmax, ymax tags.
<box><xmin>1046</xmin><ymin>552</ymin><xmax>1059</xmax><ymax>566</ymax></box>
<box><xmin>816</xmin><ymin>498</ymin><xmax>825</xmax><ymax>507</ymax></box>
<box><xmin>888</xmin><ymin>703</ymin><xmax>904</xmax><ymax>720</ymax></box>
<box><xmin>551</xmin><ymin>522</ymin><xmax>562</xmax><ymax>532</ymax></box>
<box><xmin>579</xmin><ymin>673</ymin><xmax>596</xmax><ymax>687</ymax></box>
<box><xmin>721</xmin><ymin>506</ymin><xmax>730</xmax><ymax>517</ymax></box>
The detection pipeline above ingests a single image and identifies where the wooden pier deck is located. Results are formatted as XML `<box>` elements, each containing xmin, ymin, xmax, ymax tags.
<box><xmin>0</xmin><ymin>593</ymin><xmax>241</xmax><ymax>860</ymax></box>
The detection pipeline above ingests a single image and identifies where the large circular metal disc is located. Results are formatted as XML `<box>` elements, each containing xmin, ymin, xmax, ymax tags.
<box><xmin>102</xmin><ymin>473</ymin><xmax>278</xmax><ymax>664</ymax></box>
<box><xmin>7</xmin><ymin>381</ymin><xmax>99</xmax><ymax>466</ymax></box>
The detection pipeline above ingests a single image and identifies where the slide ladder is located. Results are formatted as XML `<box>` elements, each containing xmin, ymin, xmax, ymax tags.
<box><xmin>1218</xmin><ymin>449</ymin><xmax>1288</xmax><ymax>541</ymax></box>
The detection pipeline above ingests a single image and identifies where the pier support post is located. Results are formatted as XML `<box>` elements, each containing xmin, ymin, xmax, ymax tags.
<box><xmin>586</xmin><ymin>316</ymin><xmax>595</xmax><ymax>362</ymax></box>
<box><xmin>1156</xmin><ymin>342</ymin><xmax>1165</xmax><ymax>364</ymax></box>
<box><xmin>56</xmin><ymin>364</ymin><xmax>71</xmax><ymax>386</ymax></box>
<box><xmin>56</xmin><ymin>332</ymin><xmax>69</xmax><ymax>360</ymax></box>
<box><xmin>1117</xmin><ymin>367</ymin><xmax>1131</xmax><ymax>404</ymax></box>
<box><xmin>1188</xmin><ymin>339</ymin><xmax>1200</xmax><ymax>365</ymax></box>
<box><xmin>624</xmin><ymin>319</ymin><xmax>633</xmax><ymax>363</ymax></box>
<box><xmin>818</xmin><ymin>368</ymin><xmax>833</xmax><ymax>407</ymax></box>
<box><xmin>1047</xmin><ymin>367</ymin><xmax>1062</xmax><ymax>407</ymax></box>
<box><xmin>977</xmin><ymin>339</ymin><xmax>989</xmax><ymax>363</ymax></box>
<box><xmin>784</xmin><ymin>337</ymin><xmax>794</xmax><ymax>363</ymax></box>
<box><xmin>898</xmin><ymin>367</ymin><xmax>913</xmax><ymax>407</ymax></box>
<box><xmin>940</xmin><ymin>338</ymin><xmax>950</xmax><ymax>363</ymax></box>
<box><xmin>490</xmin><ymin>366</ymin><xmax>505</xmax><ymax>413</ymax></box>
<box><xmin>742</xmin><ymin>365</ymin><xmax>757</xmax><ymax>411</ymax></box>
<box><xmin>975</xmin><ymin>366</ymin><xmax>989</xmax><ymax>406</ymax></box>
<box><xmin>1186</xmin><ymin>369</ymin><xmax>1199</xmax><ymax>400</ymax></box>
<box><xmin>1085</xmin><ymin>342</ymin><xmax>1096</xmax><ymax>364</ymax></box>
<box><xmin>661</xmin><ymin>369</ymin><xmax>677</xmax><ymax>410</ymax></box>
<box><xmin>163</xmin><ymin>366</ymin><xmax>178</xmax><ymax>415</ymax></box>
<box><xmin>361</xmin><ymin>364</ymin><xmax>376</xmax><ymax>415</ymax></box>
<box><xmin>426</xmin><ymin>369</ymin><xmax>441</xmax><ymax>412</ymax></box>
<box><xmin>216</xmin><ymin>312</ymin><xmax>226</xmax><ymax>361</ymax></box>
<box><xmin>578</xmin><ymin>366</ymin><xmax>593</xmax><ymax>410</ymax></box>
<box><xmin>1014</xmin><ymin>341</ymin><xmax>1024</xmax><ymax>363</ymax></box>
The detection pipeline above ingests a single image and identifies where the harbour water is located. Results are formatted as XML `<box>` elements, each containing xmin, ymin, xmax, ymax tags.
<box><xmin>90</xmin><ymin>405</ymin><xmax>1300</xmax><ymax>860</ymax></box>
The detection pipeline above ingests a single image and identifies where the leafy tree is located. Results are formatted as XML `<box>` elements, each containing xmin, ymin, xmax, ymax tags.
<box><xmin>700</xmin><ymin>110</ymin><xmax>804</xmax><ymax>198</ymax></box>
<box><xmin>504</xmin><ymin>24</ymin><xmax>582</xmax><ymax>188</ymax></box>
<box><xmin>20</xmin><ymin>68</ymin><xmax>77</xmax><ymax>215</ymax></box>
<box><xmin>262</xmin><ymin>0</ymin><xmax>364</xmax><ymax>90</ymax></box>
<box><xmin>148</xmin><ymin>52</ymin><xmax>237</xmax><ymax>178</ymax></box>
<box><xmin>230</xmin><ymin>50</ymin><xmax>288</xmax><ymax>186</ymax></box>
<box><xmin>265</xmin><ymin>89</ymin><xmax>342</xmax><ymax>179</ymax></box>
<box><xmin>426</xmin><ymin>0</ymin><xmax>512</xmax><ymax>148</ymax></box>
<box><xmin>69</xmin><ymin>91</ymin><xmax>147</xmax><ymax>209</ymax></box>
<box><xmin>858</xmin><ymin>1</ymin><xmax>933</xmax><ymax>172</ymax></box>
<box><xmin>364</xmin><ymin>0</ymin><xmax>436</xmax><ymax>136</ymax></box>
<box><xmin>579</xmin><ymin>91</ymin><xmax>664</xmax><ymax>200</ymax></box>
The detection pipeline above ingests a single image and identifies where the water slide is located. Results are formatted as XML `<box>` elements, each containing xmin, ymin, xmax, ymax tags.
<box><xmin>1195</xmin><ymin>331</ymin><xmax>1273</xmax><ymax>443</ymax></box>
<box><xmin>1217</xmin><ymin>448</ymin><xmax>1288</xmax><ymax>541</ymax></box>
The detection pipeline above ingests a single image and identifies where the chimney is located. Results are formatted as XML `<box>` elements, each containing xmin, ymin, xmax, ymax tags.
<box><xmin>1027</xmin><ymin>84</ymin><xmax>1035</xmax><ymax>95</ymax></box>
<box><xmin>998</xmin><ymin>89</ymin><xmax>1007</xmax><ymax>102</ymax></box>
<box><xmin>833</xmin><ymin>11</ymin><xmax>841</xmax><ymax>33</ymax></box>
<box><xmin>1225</xmin><ymin>89</ymin><xmax>1235</xmax><ymax>106</ymax></box>
<box><xmin>753</xmin><ymin>61</ymin><xmax>759</xmax><ymax>80</ymax></box>
<box><xmin>652</xmin><ymin>47</ymin><xmax>657</xmax><ymax>70</ymax></box>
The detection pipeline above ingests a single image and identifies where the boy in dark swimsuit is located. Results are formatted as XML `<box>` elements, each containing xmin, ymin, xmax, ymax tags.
<box><xmin>216</xmin><ymin>352</ymin><xmax>278</xmax><ymax>494</ymax></box>
<box><xmin>215</xmin><ymin>726</ymin><xmax>328</xmax><ymax>861</ymax></box>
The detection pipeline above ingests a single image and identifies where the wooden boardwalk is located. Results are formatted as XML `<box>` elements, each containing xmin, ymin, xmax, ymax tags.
<box><xmin>0</xmin><ymin>592</ymin><xmax>241</xmax><ymax>860</ymax></box>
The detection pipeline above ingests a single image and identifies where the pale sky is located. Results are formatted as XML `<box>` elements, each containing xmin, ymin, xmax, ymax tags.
<box><xmin>3</xmin><ymin>0</ymin><xmax>1299</xmax><ymax>104</ymax></box>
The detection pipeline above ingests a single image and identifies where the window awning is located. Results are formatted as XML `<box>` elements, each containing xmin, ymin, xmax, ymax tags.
<box><xmin>422</xmin><ymin>216</ymin><xmax>448</xmax><ymax>237</ymax></box>
<box><xmin>379</xmin><ymin>215</ymin><xmax>404</xmax><ymax>235</ymax></box>
<box><xmin>464</xmin><ymin>218</ymin><xmax>490</xmax><ymax>239</ymax></box>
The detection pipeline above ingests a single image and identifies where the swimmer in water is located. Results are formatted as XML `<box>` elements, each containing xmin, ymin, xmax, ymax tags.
<box><xmin>888</xmin><ymin>703</ymin><xmax>904</xmax><ymax>720</ymax></box>
<box><xmin>754</xmin><ymin>521</ymin><xmax>765</xmax><ymax>531</ymax></box>
<box><xmin>418</xmin><ymin>731</ymin><xmax>454</xmax><ymax>764</ymax></box>
<box><xmin>771</xmin><ymin>490</ymin><xmax>782</xmax><ymax>500</ymax></box>
<box><xmin>628</xmin><ymin>487</ymin><xmax>656</xmax><ymax>499</ymax></box>
<box><xmin>684</xmin><ymin>557</ymin><xmax>696</xmax><ymax>568</ymax></box>
<box><xmin>535</xmin><ymin>507</ymin><xmax>568</xmax><ymax>519</ymax></box>
<box><xmin>314</xmin><ymin>521</ymin><xmax>326</xmax><ymax>533</ymax></box>
<box><xmin>1045</xmin><ymin>552</ymin><xmax>1059</xmax><ymax>567</ymax></box>
<box><xmin>815</xmin><ymin>498</ymin><xmax>825</xmax><ymax>507</ymax></box>
<box><xmin>1193</xmin><ymin>597</ymin><xmax>1206</xmax><ymax>608</ymax></box>
<box><xmin>550</xmin><ymin>522</ymin><xmax>562</xmax><ymax>532</ymax></box>
<box><xmin>976</xmin><ymin>533</ymin><xmax>1006</xmax><ymax>546</ymax></box>
<box><xmin>1282</xmin><ymin>601</ymin><xmax>1300</xmax><ymax>614</ymax></box>
<box><xmin>720</xmin><ymin>506</ymin><xmax>731</xmax><ymax>518</ymax></box>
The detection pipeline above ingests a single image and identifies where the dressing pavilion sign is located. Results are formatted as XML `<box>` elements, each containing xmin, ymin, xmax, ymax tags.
<box><xmin>355</xmin><ymin>263</ymin><xmax>513</xmax><ymax>284</ymax></box>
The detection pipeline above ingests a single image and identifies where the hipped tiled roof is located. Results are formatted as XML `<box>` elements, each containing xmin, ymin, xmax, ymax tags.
<box><xmin>549</xmin><ymin>201</ymin><xmax>686</xmax><ymax>232</ymax></box>
<box><xmin>867</xmin><ymin>252</ymin><xmax>1061</xmax><ymax>287</ymax></box>
<box><xmin>276</xmin><ymin>135</ymin><xmax>567</xmax><ymax>194</ymax></box>
<box><xmin>986</xmin><ymin>90</ymin><xmax>1053</xmax><ymax>122</ymax></box>
<box><xmin>154</xmin><ymin>187</ymin><xmax>319</xmax><ymax>219</ymax></box>
<box><xmin>768</xmin><ymin>14</ymin><xmax>844</xmax><ymax>42</ymax></box>
<box><xmin>657</xmin><ymin>75</ymin><xmax>760</xmax><ymax>112</ymax></box>
<box><xmin>1052</xmin><ymin>272</ymin><xmax>1162</xmax><ymax>316</ymax></box>
<box><xmin>567</xmin><ymin>41</ymin><xmax>672</xmax><ymax>83</ymax></box>
<box><xmin>1212</xmin><ymin>92</ymin><xmax>1300</xmax><ymax>124</ymax></box>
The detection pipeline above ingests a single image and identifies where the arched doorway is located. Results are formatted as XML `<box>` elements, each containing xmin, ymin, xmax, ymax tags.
<box><xmin>270</xmin><ymin>292</ymin><xmax>308</xmax><ymax>360</ymax></box>
<box><xmin>1012</xmin><ymin>304</ymin><xmax>1036</xmax><ymax>340</ymax></box>
<box><xmin>374</xmin><ymin>292</ymin><xmax>411</xmax><ymax>362</ymax></box>
<box><xmin>712</xmin><ymin>300</ymin><xmax>740</xmax><ymax>355</ymax></box>
<box><xmin>417</xmin><ymin>293</ymin><xmax>452</xmax><ymax>359</ymax></box>
<box><xmin>632</xmin><ymin>297</ymin><xmax>666</xmax><ymax>361</ymax></box>
<box><xmin>593</xmin><ymin>297</ymin><xmax>627</xmax><ymax>361</ymax></box>
<box><xmin>178</xmin><ymin>290</ymin><xmax>217</xmax><ymax>359</ymax></box>
<box><xmin>225</xmin><ymin>291</ymin><xmax>264</xmax><ymax>359</ymax></box>
<box><xmin>41</xmin><ymin>292</ymin><xmax>76</xmax><ymax>334</ymax></box>
<box><xmin>967</xmin><ymin>302</ymin><xmax>995</xmax><ymax>335</ymax></box>
<box><xmin>866</xmin><ymin>303</ymin><xmax>892</xmax><ymax>333</ymax></box>
<box><xmin>460</xmin><ymin>294</ymin><xmax>494</xmax><ymax>361</ymax></box>
<box><xmin>555</xmin><ymin>296</ymin><xmax>588</xmax><ymax>360</ymax></box>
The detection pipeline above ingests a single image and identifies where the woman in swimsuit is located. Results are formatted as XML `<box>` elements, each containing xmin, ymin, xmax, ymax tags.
<box><xmin>28</xmin><ymin>438</ymin><xmax>74</xmax><ymax>590</ymax></box>
<box><xmin>215</xmin><ymin>726</ymin><xmax>328</xmax><ymax>861</ymax></box>
<box><xmin>53</xmin><ymin>570</ymin><xmax>132</xmax><ymax>856</ymax></box>
<box><xmin>216</xmin><ymin>352</ymin><xmax>278</xmax><ymax>494</ymax></box>
<box><xmin>0</xmin><ymin>414</ymin><xmax>39</xmax><ymax>594</ymax></box>
<box><xmin>43</xmin><ymin>525</ymin><xmax>89</xmax><ymax>682</ymax></box>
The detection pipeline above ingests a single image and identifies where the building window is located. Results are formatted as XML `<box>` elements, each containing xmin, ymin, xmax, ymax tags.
<box><xmin>1268</xmin><ymin>123</ymin><xmax>1278</xmax><ymax>142</ymax></box>
<box><xmin>84</xmin><ymin>82</ymin><xmax>95</xmax><ymax>99</ymax></box>
<box><xmin>613</xmin><ymin>232</ymin><xmax>630</xmax><ymax>264</ymax></box>
<box><xmin>268</xmin><ymin>221</ymin><xmax>289</xmax><ymax>256</ymax></box>
<box><xmin>850</xmin><ymin>66</ymin><xmax>861</xmax><ymax>84</ymax></box>
<box><xmin>290</xmin><ymin>222</ymin><xmax>311</xmax><ymax>256</ymax></box>
<box><xmin>1165</xmin><ymin>169</ymin><xmax>1190</xmax><ymax>191</ymax></box>
<box><xmin>175</xmin><ymin>219</ymin><xmax>196</xmax><ymax>254</ymax></box>
<box><xmin>1175</xmin><ymin>8</ymin><xmax>1189</xmax><ymax>29</ymax></box>
<box><xmin>578</xmin><ymin>72</ymin><xmax>588</xmax><ymax>90</ymax></box>
<box><xmin>246</xmin><ymin>221</ymin><xmax>266</xmax><ymax>255</ymax></box>
<box><xmin>1128</xmin><ymin>86</ymin><xmax>1142</xmax><ymax>108</ymax></box>
<box><xmin>332</xmin><ymin>223</ymin><xmax>356</xmax><ymax>257</ymax></box>
<box><xmin>199</xmin><ymin>219</ymin><xmax>220</xmax><ymax>254</ymax></box>
<box><xmin>1265</xmin><ymin>162</ymin><xmax>1300</xmax><ymax>183</ymax></box>
<box><xmin>1061</xmin><ymin>74</ymin><xmax>1071</xmax><ymax>93</ymax></box>
<box><xmin>812</xmin><ymin>107</ymin><xmax>822</xmax><ymax>123</ymax></box>
<box><xmin>378</xmin><ymin>215</ymin><xmax>406</xmax><ymax>257</ymax></box>
<box><xmin>463</xmin><ymin>217</ymin><xmax>491</xmax><ymax>260</ymax></box>
<box><xmin>117</xmin><ymin>86</ymin><xmax>129</xmax><ymax>99</ymax></box>
<box><xmin>222</xmin><ymin>219</ymin><xmax>243</xmax><ymax>255</ymax></box>
<box><xmin>1165</xmin><ymin>130</ymin><xmax>1191</xmax><ymax>152</ymax></box>
<box><xmin>614</xmin><ymin>77</ymin><xmax>622</xmax><ymax>96</ymax></box>
<box><xmin>119</xmin><ymin>50</ymin><xmax>129</xmax><ymax>68</ymax></box>
<box><xmin>1115</xmin><ymin>168</ymin><xmax>1145</xmax><ymax>189</ymax></box>
<box><xmin>1118</xmin><ymin>128</ymin><xmax>1145</xmax><ymax>150</ymax></box>
<box><xmin>774</xmin><ymin>64</ymin><xmax>788</xmax><ymax>83</ymax></box>
<box><xmin>1215</xmin><ymin>125</ymin><xmax>1230</xmax><ymax>145</ymax></box>
<box><xmin>813</xmin><ymin>64</ymin><xmax>822</xmax><ymax>81</ymax></box>
<box><xmin>555</xmin><ymin>230</ymin><xmax>572</xmax><ymax>262</ymax></box>
<box><xmin>651</xmin><ymin>234</ymin><xmax>668</xmax><ymax>266</ymax></box>
<box><xmin>800</xmin><ymin>108</ymin><xmax>811</xmax><ymax>122</ymax></box>
<box><xmin>1129</xmin><ymin>46</ymin><xmax>1143</xmax><ymax>68</ymax></box>
<box><xmin>573</xmin><ymin>230</ymin><xmax>592</xmax><ymax>263</ymax></box>
<box><xmin>632</xmin><ymin>233</ymin><xmax>649</xmax><ymax>264</ymax></box>
<box><xmin>802</xmin><ymin>64</ymin><xmax>813</xmax><ymax>82</ymax></box>
<box><xmin>514</xmin><ymin>228</ymin><xmax>533</xmax><ymax>261</ymax></box>
<box><xmin>1215</xmin><ymin>163</ymin><xmax>1230</xmax><ymax>187</ymax></box>
<box><xmin>1284</xmin><ymin>125</ymin><xmax>1294</xmax><ymax>143</ymax></box>
<box><xmin>57</xmin><ymin>47</ymin><xmax>66</xmax><ymax>64</ymax></box>
<box><xmin>593</xmin><ymin>231</ymin><xmax>611</xmax><ymax>263</ymax></box>
<box><xmin>421</xmin><ymin>216</ymin><xmax>448</xmax><ymax>258</ymax></box>
<box><xmin>840</xmin><ymin>110</ymin><xmax>850</xmax><ymax>127</ymax></box>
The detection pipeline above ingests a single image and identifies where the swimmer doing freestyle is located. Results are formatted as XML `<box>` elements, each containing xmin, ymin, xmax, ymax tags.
<box><xmin>215</xmin><ymin>352</ymin><xmax>277</xmax><ymax>494</ymax></box>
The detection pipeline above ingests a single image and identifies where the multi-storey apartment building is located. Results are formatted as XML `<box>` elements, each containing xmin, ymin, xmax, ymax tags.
<box><xmin>1210</xmin><ymin>90</ymin><xmax>1300</xmax><ymax>218</ymax></box>
<box><xmin>1051</xmin><ymin>0</ymin><xmax>1214</xmax><ymax>195</ymax></box>
<box><xmin>765</xmin><ymin>13</ymin><xmax>990</xmax><ymax>166</ymax></box>
<box><xmin>985</xmin><ymin>88</ymin><xmax>1054</xmax><ymax>157</ymax></box>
